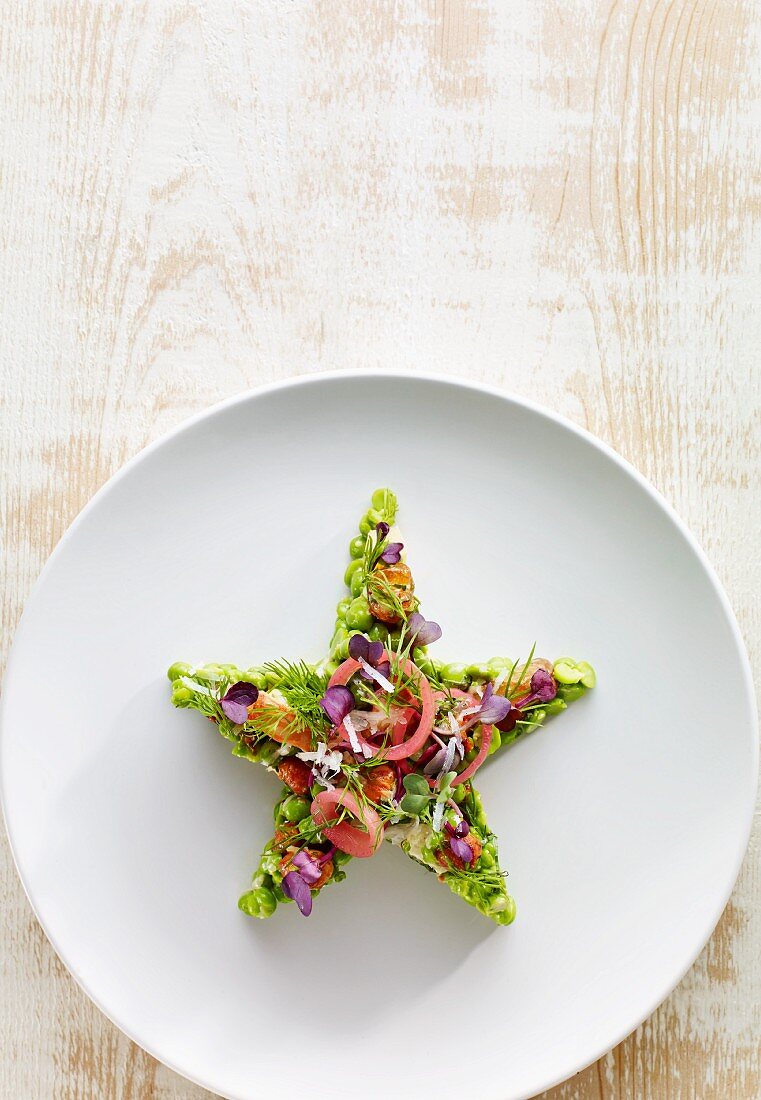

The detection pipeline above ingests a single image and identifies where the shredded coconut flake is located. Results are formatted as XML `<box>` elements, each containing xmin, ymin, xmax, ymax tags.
<box><xmin>432</xmin><ymin>800</ymin><xmax>445</xmax><ymax>833</ymax></box>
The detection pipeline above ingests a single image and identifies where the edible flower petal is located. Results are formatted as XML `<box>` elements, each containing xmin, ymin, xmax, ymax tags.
<box><xmin>320</xmin><ymin>685</ymin><xmax>355</xmax><ymax>726</ymax></box>
<box><xmin>477</xmin><ymin>682</ymin><xmax>512</xmax><ymax>725</ymax></box>
<box><xmin>449</xmin><ymin>836</ymin><xmax>474</xmax><ymax>864</ymax></box>
<box><xmin>527</xmin><ymin>668</ymin><xmax>557</xmax><ymax>703</ymax></box>
<box><xmin>406</xmin><ymin>611</ymin><xmax>443</xmax><ymax>647</ymax></box>
<box><xmin>220</xmin><ymin>681</ymin><xmax>259</xmax><ymax>725</ymax></box>
<box><xmin>349</xmin><ymin>634</ymin><xmax>387</xmax><ymax>680</ymax></box>
<box><xmin>515</xmin><ymin>669</ymin><xmax>558</xmax><ymax>709</ymax></box>
<box><xmin>380</xmin><ymin>542</ymin><xmax>403</xmax><ymax>564</ymax></box>
<box><xmin>292</xmin><ymin>850</ymin><xmax>322</xmax><ymax>885</ymax></box>
<box><xmin>281</xmin><ymin>870</ymin><xmax>313</xmax><ymax>916</ymax></box>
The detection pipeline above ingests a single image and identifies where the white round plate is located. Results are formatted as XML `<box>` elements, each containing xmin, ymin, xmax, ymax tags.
<box><xmin>2</xmin><ymin>373</ymin><xmax>756</xmax><ymax>1100</ymax></box>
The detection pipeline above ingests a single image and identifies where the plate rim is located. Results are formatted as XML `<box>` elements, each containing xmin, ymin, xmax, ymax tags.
<box><xmin>1</xmin><ymin>369</ymin><xmax>757</xmax><ymax>1100</ymax></box>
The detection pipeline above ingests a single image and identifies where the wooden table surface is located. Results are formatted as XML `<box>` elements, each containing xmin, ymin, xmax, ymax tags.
<box><xmin>1</xmin><ymin>2</ymin><xmax>759</xmax><ymax>1097</ymax></box>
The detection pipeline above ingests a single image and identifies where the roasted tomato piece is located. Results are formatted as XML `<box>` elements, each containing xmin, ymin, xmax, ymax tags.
<box><xmin>436</xmin><ymin>831</ymin><xmax>483</xmax><ymax>872</ymax></box>
<box><xmin>361</xmin><ymin>763</ymin><xmax>396</xmax><ymax>803</ymax></box>
<box><xmin>280</xmin><ymin>847</ymin><xmax>334</xmax><ymax>890</ymax></box>
<box><xmin>368</xmin><ymin>563</ymin><xmax>415</xmax><ymax>624</ymax></box>
<box><xmin>277</xmin><ymin>757</ymin><xmax>312</xmax><ymax>795</ymax></box>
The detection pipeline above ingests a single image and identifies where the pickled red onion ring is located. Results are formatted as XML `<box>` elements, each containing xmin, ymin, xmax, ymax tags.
<box><xmin>328</xmin><ymin>656</ymin><xmax>435</xmax><ymax>760</ymax></box>
<box><xmin>311</xmin><ymin>788</ymin><xmax>383</xmax><ymax>858</ymax></box>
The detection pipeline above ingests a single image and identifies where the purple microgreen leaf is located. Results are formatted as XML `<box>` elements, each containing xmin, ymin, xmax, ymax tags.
<box><xmin>375</xmin><ymin>660</ymin><xmax>391</xmax><ymax>681</ymax></box>
<box><xmin>407</xmin><ymin>611</ymin><xmax>443</xmax><ymax>647</ymax></box>
<box><xmin>281</xmin><ymin>871</ymin><xmax>313</xmax><ymax>916</ymax></box>
<box><xmin>496</xmin><ymin>706</ymin><xmax>522</xmax><ymax>733</ymax></box>
<box><xmin>528</xmin><ymin>668</ymin><xmax>557</xmax><ymax>703</ymax></box>
<box><xmin>478</xmin><ymin>685</ymin><xmax>512</xmax><ymax>725</ymax></box>
<box><xmin>348</xmin><ymin>634</ymin><xmax>370</xmax><ymax>663</ymax></box>
<box><xmin>375</xmin><ymin>521</ymin><xmax>390</xmax><ymax>539</ymax></box>
<box><xmin>367</xmin><ymin>640</ymin><xmax>385</xmax><ymax>665</ymax></box>
<box><xmin>219</xmin><ymin>681</ymin><xmax>259</xmax><ymax>724</ymax></box>
<box><xmin>449</xmin><ymin>836</ymin><xmax>474</xmax><ymax>864</ymax></box>
<box><xmin>423</xmin><ymin>748</ymin><xmax>447</xmax><ymax>776</ymax></box>
<box><xmin>319</xmin><ymin>685</ymin><xmax>355</xmax><ymax>726</ymax></box>
<box><xmin>380</xmin><ymin>541</ymin><xmax>403</xmax><ymax>564</ymax></box>
<box><xmin>292</xmin><ymin>850</ymin><xmax>321</xmax><ymax>885</ymax></box>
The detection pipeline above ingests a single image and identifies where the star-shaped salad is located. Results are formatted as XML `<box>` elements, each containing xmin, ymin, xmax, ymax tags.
<box><xmin>168</xmin><ymin>489</ymin><xmax>595</xmax><ymax>923</ymax></box>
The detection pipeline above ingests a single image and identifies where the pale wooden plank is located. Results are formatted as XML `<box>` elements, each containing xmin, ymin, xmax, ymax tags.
<box><xmin>0</xmin><ymin>1</ymin><xmax>757</xmax><ymax>1097</ymax></box>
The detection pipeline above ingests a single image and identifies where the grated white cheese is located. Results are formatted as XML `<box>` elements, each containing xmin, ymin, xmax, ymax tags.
<box><xmin>358</xmin><ymin>657</ymin><xmax>395</xmax><ymax>693</ymax></box>
<box><xmin>440</xmin><ymin>738</ymin><xmax>457</xmax><ymax>776</ymax></box>
<box><xmin>180</xmin><ymin>676</ymin><xmax>213</xmax><ymax>696</ymax></box>
<box><xmin>343</xmin><ymin>714</ymin><xmax>362</xmax><ymax>754</ymax></box>
<box><xmin>493</xmin><ymin>669</ymin><xmax>508</xmax><ymax>692</ymax></box>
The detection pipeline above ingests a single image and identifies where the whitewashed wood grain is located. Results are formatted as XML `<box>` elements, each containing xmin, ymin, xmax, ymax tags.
<box><xmin>1</xmin><ymin>2</ymin><xmax>759</xmax><ymax>1097</ymax></box>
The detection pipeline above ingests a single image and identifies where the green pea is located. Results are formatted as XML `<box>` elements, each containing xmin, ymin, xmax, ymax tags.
<box><xmin>218</xmin><ymin>663</ymin><xmax>242</xmax><ymax>679</ymax></box>
<box><xmin>242</xmin><ymin>667</ymin><xmax>269</xmax><ymax>690</ymax></box>
<box><xmin>336</xmin><ymin>597</ymin><xmax>351</xmax><ymax>620</ymax></box>
<box><xmin>453</xmin><ymin>785</ymin><xmax>467</xmax><ymax>804</ymax></box>
<box><xmin>441</xmin><ymin>662</ymin><xmax>467</xmax><ymax>686</ymax></box>
<box><xmin>557</xmin><ymin>682</ymin><xmax>586</xmax><ymax>703</ymax></box>
<box><xmin>330</xmin><ymin>625</ymin><xmax>349</xmax><ymax>656</ymax></box>
<box><xmin>324</xmin><ymin>658</ymin><xmax>339</xmax><ymax>677</ymax></box>
<box><xmin>578</xmin><ymin>662</ymin><xmax>596</xmax><ymax>688</ymax></box>
<box><xmin>553</xmin><ymin>657</ymin><xmax>596</xmax><ymax>688</ymax></box>
<box><xmin>238</xmin><ymin>886</ymin><xmax>277</xmax><ymax>918</ymax></box>
<box><xmin>349</xmin><ymin>535</ymin><xmax>365</xmax><ymax>559</ymax></box>
<box><xmin>282</xmin><ymin>796</ymin><xmax>310</xmax><ymax>823</ymax></box>
<box><xmin>371</xmin><ymin>487</ymin><xmax>397</xmax><ymax>515</ymax></box>
<box><xmin>368</xmin><ymin>622</ymin><xmax>389</xmax><ymax>643</ymax></box>
<box><xmin>170</xmin><ymin>683</ymin><xmax>193</xmax><ymax>706</ymax></box>
<box><xmin>195</xmin><ymin>664</ymin><xmax>225</xmax><ymax>683</ymax></box>
<box><xmin>487</xmin><ymin>729</ymin><xmax>502</xmax><ymax>755</ymax></box>
<box><xmin>167</xmin><ymin>661</ymin><xmax>191</xmax><ymax>682</ymax></box>
<box><xmin>415</xmin><ymin>654</ymin><xmax>435</xmax><ymax>679</ymax></box>
<box><xmin>350</xmin><ymin>570</ymin><xmax>366</xmax><ymax>597</ymax></box>
<box><xmin>493</xmin><ymin>896</ymin><xmax>517</xmax><ymax>925</ymax></box>
<box><xmin>256</xmin><ymin>741</ymin><xmax>280</xmax><ymax>767</ymax></box>
<box><xmin>466</xmin><ymin>663</ymin><xmax>489</xmax><ymax>683</ymax></box>
<box><xmin>358</xmin><ymin>513</ymin><xmax>374</xmax><ymax>536</ymax></box>
<box><xmin>480</xmin><ymin>851</ymin><xmax>495</xmax><ymax>869</ymax></box>
<box><xmin>464</xmin><ymin>747</ymin><xmax>477</xmax><ymax>764</ymax></box>
<box><xmin>544</xmin><ymin>697</ymin><xmax>567</xmax><ymax>715</ymax></box>
<box><xmin>344</xmin><ymin>558</ymin><xmax>364</xmax><ymax>587</ymax></box>
<box><xmin>346</xmin><ymin>596</ymin><xmax>373</xmax><ymax>631</ymax></box>
<box><xmin>387</xmin><ymin>629</ymin><xmax>402</xmax><ymax>649</ymax></box>
<box><xmin>486</xmin><ymin>657</ymin><xmax>512</xmax><ymax>680</ymax></box>
<box><xmin>483</xmin><ymin>841</ymin><xmax>496</xmax><ymax>857</ymax></box>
